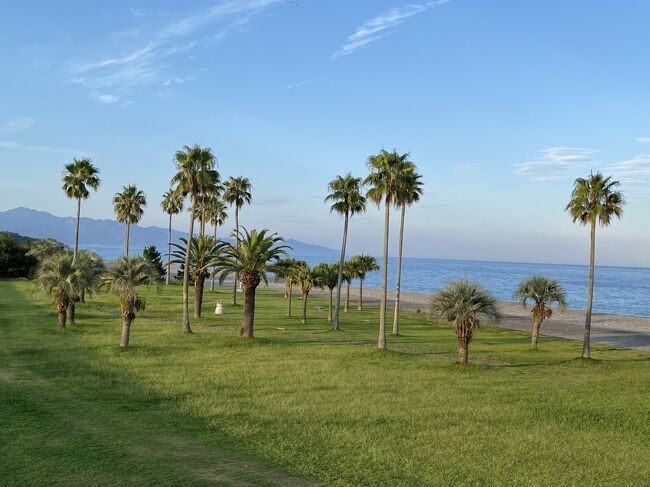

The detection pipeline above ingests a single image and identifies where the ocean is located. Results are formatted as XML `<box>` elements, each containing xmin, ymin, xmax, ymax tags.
<box><xmin>87</xmin><ymin>246</ymin><xmax>650</xmax><ymax>318</ymax></box>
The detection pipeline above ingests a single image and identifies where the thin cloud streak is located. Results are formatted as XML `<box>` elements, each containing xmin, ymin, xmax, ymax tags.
<box><xmin>0</xmin><ymin>139</ymin><xmax>89</xmax><ymax>156</ymax></box>
<box><xmin>0</xmin><ymin>117</ymin><xmax>35</xmax><ymax>134</ymax></box>
<box><xmin>332</xmin><ymin>0</ymin><xmax>452</xmax><ymax>58</ymax></box>
<box><xmin>69</xmin><ymin>0</ymin><xmax>286</xmax><ymax>101</ymax></box>
<box><xmin>514</xmin><ymin>147</ymin><xmax>598</xmax><ymax>181</ymax></box>
<box><xmin>606</xmin><ymin>154</ymin><xmax>650</xmax><ymax>184</ymax></box>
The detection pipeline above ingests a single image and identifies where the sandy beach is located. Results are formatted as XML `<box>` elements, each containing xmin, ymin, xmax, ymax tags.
<box><xmin>266</xmin><ymin>282</ymin><xmax>650</xmax><ymax>352</ymax></box>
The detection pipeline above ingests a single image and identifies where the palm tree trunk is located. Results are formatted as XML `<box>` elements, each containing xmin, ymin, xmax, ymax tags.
<box><xmin>328</xmin><ymin>288</ymin><xmax>333</xmax><ymax>322</ymax></box>
<box><xmin>166</xmin><ymin>213</ymin><xmax>172</xmax><ymax>285</ymax></box>
<box><xmin>457</xmin><ymin>336</ymin><xmax>469</xmax><ymax>365</ymax></box>
<box><xmin>211</xmin><ymin>224</ymin><xmax>217</xmax><ymax>291</ymax></box>
<box><xmin>287</xmin><ymin>281</ymin><xmax>293</xmax><ymax>317</ymax></box>
<box><xmin>124</xmin><ymin>223</ymin><xmax>130</xmax><ymax>257</ymax></box>
<box><xmin>345</xmin><ymin>281</ymin><xmax>350</xmax><ymax>313</ymax></box>
<box><xmin>332</xmin><ymin>211</ymin><xmax>349</xmax><ymax>330</ymax></box>
<box><xmin>79</xmin><ymin>287</ymin><xmax>85</xmax><ymax>303</ymax></box>
<box><xmin>194</xmin><ymin>275</ymin><xmax>204</xmax><ymax>318</ymax></box>
<box><xmin>73</xmin><ymin>197</ymin><xmax>81</xmax><ymax>261</ymax></box>
<box><xmin>120</xmin><ymin>317</ymin><xmax>132</xmax><ymax>348</ymax></box>
<box><xmin>182</xmin><ymin>202</ymin><xmax>195</xmax><ymax>334</ymax></box>
<box><xmin>378</xmin><ymin>202</ymin><xmax>390</xmax><ymax>349</ymax></box>
<box><xmin>232</xmin><ymin>207</ymin><xmax>239</xmax><ymax>305</ymax></box>
<box><xmin>57</xmin><ymin>305</ymin><xmax>67</xmax><ymax>329</ymax></box>
<box><xmin>582</xmin><ymin>219</ymin><xmax>596</xmax><ymax>359</ymax></box>
<box><xmin>241</xmin><ymin>286</ymin><xmax>256</xmax><ymax>338</ymax></box>
<box><xmin>358</xmin><ymin>278</ymin><xmax>364</xmax><ymax>311</ymax></box>
<box><xmin>302</xmin><ymin>292</ymin><xmax>308</xmax><ymax>324</ymax></box>
<box><xmin>531</xmin><ymin>318</ymin><xmax>542</xmax><ymax>350</ymax></box>
<box><xmin>66</xmin><ymin>302</ymin><xmax>75</xmax><ymax>325</ymax></box>
<box><xmin>392</xmin><ymin>205</ymin><xmax>406</xmax><ymax>336</ymax></box>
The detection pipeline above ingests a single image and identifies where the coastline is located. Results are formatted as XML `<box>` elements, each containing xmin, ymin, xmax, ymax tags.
<box><xmin>265</xmin><ymin>282</ymin><xmax>650</xmax><ymax>351</ymax></box>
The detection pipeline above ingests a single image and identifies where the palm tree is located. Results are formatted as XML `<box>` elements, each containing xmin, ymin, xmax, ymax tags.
<box><xmin>343</xmin><ymin>260</ymin><xmax>353</xmax><ymax>313</ymax></box>
<box><xmin>325</xmin><ymin>174</ymin><xmax>367</xmax><ymax>330</ymax></box>
<box><xmin>514</xmin><ymin>276</ymin><xmax>567</xmax><ymax>350</ymax></box>
<box><xmin>392</xmin><ymin>169</ymin><xmax>423</xmax><ymax>335</ymax></box>
<box><xmin>99</xmin><ymin>256</ymin><xmax>159</xmax><ymax>348</ymax></box>
<box><xmin>207</xmin><ymin>198</ymin><xmax>228</xmax><ymax>290</ymax></box>
<box><xmin>430</xmin><ymin>279</ymin><xmax>500</xmax><ymax>364</ymax></box>
<box><xmin>566</xmin><ymin>172</ymin><xmax>624</xmax><ymax>359</ymax></box>
<box><xmin>195</xmin><ymin>183</ymin><xmax>223</xmax><ymax>237</ymax></box>
<box><xmin>61</xmin><ymin>158</ymin><xmax>100</xmax><ymax>261</ymax></box>
<box><xmin>314</xmin><ymin>263</ymin><xmax>340</xmax><ymax>322</ymax></box>
<box><xmin>160</xmin><ymin>189</ymin><xmax>184</xmax><ymax>285</ymax></box>
<box><xmin>348</xmin><ymin>255</ymin><xmax>379</xmax><ymax>311</ymax></box>
<box><xmin>216</xmin><ymin>228</ymin><xmax>289</xmax><ymax>338</ymax></box>
<box><xmin>75</xmin><ymin>249</ymin><xmax>104</xmax><ymax>303</ymax></box>
<box><xmin>27</xmin><ymin>239</ymin><xmax>65</xmax><ymax>263</ymax></box>
<box><xmin>272</xmin><ymin>258</ymin><xmax>305</xmax><ymax>317</ymax></box>
<box><xmin>170</xmin><ymin>145</ymin><xmax>218</xmax><ymax>334</ymax></box>
<box><xmin>365</xmin><ymin>149</ymin><xmax>414</xmax><ymax>349</ymax></box>
<box><xmin>294</xmin><ymin>264</ymin><xmax>323</xmax><ymax>325</ymax></box>
<box><xmin>171</xmin><ymin>236</ymin><xmax>222</xmax><ymax>318</ymax></box>
<box><xmin>223</xmin><ymin>176</ymin><xmax>252</xmax><ymax>305</ymax></box>
<box><xmin>33</xmin><ymin>251</ymin><xmax>82</xmax><ymax>329</ymax></box>
<box><xmin>113</xmin><ymin>185</ymin><xmax>147</xmax><ymax>257</ymax></box>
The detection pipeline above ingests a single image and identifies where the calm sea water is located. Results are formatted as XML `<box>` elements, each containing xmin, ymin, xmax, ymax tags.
<box><xmin>296</xmin><ymin>256</ymin><xmax>650</xmax><ymax>318</ymax></box>
<box><xmin>86</xmin><ymin>246</ymin><xmax>650</xmax><ymax>317</ymax></box>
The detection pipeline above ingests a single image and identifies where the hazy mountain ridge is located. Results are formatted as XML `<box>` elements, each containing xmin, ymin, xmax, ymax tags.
<box><xmin>0</xmin><ymin>207</ymin><xmax>338</xmax><ymax>257</ymax></box>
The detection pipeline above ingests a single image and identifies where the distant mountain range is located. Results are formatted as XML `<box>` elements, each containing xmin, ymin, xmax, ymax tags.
<box><xmin>0</xmin><ymin>207</ymin><xmax>338</xmax><ymax>258</ymax></box>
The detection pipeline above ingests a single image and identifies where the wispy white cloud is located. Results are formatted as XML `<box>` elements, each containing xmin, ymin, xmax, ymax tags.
<box><xmin>635</xmin><ymin>136</ymin><xmax>650</xmax><ymax>144</ymax></box>
<box><xmin>514</xmin><ymin>147</ymin><xmax>598</xmax><ymax>181</ymax></box>
<box><xmin>454</xmin><ymin>163</ymin><xmax>482</xmax><ymax>175</ymax></box>
<box><xmin>92</xmin><ymin>93</ymin><xmax>121</xmax><ymax>103</ymax></box>
<box><xmin>606</xmin><ymin>154</ymin><xmax>650</xmax><ymax>184</ymax></box>
<box><xmin>70</xmin><ymin>0</ymin><xmax>285</xmax><ymax>101</ymax></box>
<box><xmin>332</xmin><ymin>0</ymin><xmax>452</xmax><ymax>58</ymax></box>
<box><xmin>0</xmin><ymin>117</ymin><xmax>35</xmax><ymax>134</ymax></box>
<box><xmin>0</xmin><ymin>139</ymin><xmax>89</xmax><ymax>156</ymax></box>
<box><xmin>287</xmin><ymin>77</ymin><xmax>319</xmax><ymax>89</ymax></box>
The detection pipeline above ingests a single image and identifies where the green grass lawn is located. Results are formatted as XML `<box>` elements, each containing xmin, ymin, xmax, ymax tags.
<box><xmin>1</xmin><ymin>280</ymin><xmax>650</xmax><ymax>486</ymax></box>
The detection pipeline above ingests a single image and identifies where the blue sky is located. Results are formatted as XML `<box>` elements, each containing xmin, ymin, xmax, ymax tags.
<box><xmin>1</xmin><ymin>0</ymin><xmax>650</xmax><ymax>266</ymax></box>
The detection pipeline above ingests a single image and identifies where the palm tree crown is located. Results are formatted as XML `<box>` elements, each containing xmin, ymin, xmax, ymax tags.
<box><xmin>326</xmin><ymin>174</ymin><xmax>367</xmax><ymax>215</ymax></box>
<box><xmin>208</xmin><ymin>199</ymin><xmax>228</xmax><ymax>229</ymax></box>
<box><xmin>394</xmin><ymin>169</ymin><xmax>423</xmax><ymax>207</ymax></box>
<box><xmin>62</xmin><ymin>158</ymin><xmax>100</xmax><ymax>200</ymax></box>
<box><xmin>217</xmin><ymin>228</ymin><xmax>290</xmax><ymax>287</ymax></box>
<box><xmin>566</xmin><ymin>172</ymin><xmax>624</xmax><ymax>226</ymax></box>
<box><xmin>365</xmin><ymin>149</ymin><xmax>414</xmax><ymax>206</ymax></box>
<box><xmin>161</xmin><ymin>189</ymin><xmax>184</xmax><ymax>216</ymax></box>
<box><xmin>113</xmin><ymin>185</ymin><xmax>147</xmax><ymax>225</ymax></box>
<box><xmin>430</xmin><ymin>279</ymin><xmax>500</xmax><ymax>364</ymax></box>
<box><xmin>223</xmin><ymin>176</ymin><xmax>253</xmax><ymax>210</ymax></box>
<box><xmin>171</xmin><ymin>145</ymin><xmax>219</xmax><ymax>198</ymax></box>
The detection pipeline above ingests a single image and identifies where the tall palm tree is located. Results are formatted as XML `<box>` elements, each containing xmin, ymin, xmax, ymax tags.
<box><xmin>392</xmin><ymin>169</ymin><xmax>423</xmax><ymax>335</ymax></box>
<box><xmin>514</xmin><ymin>276</ymin><xmax>567</xmax><ymax>350</ymax></box>
<box><xmin>348</xmin><ymin>254</ymin><xmax>379</xmax><ymax>310</ymax></box>
<box><xmin>223</xmin><ymin>176</ymin><xmax>252</xmax><ymax>306</ymax></box>
<box><xmin>208</xmin><ymin>198</ymin><xmax>228</xmax><ymax>290</ymax></box>
<box><xmin>33</xmin><ymin>251</ymin><xmax>82</xmax><ymax>329</ymax></box>
<box><xmin>566</xmin><ymin>172</ymin><xmax>624</xmax><ymax>359</ymax></box>
<box><xmin>113</xmin><ymin>185</ymin><xmax>147</xmax><ymax>257</ymax></box>
<box><xmin>325</xmin><ymin>174</ymin><xmax>367</xmax><ymax>330</ymax></box>
<box><xmin>160</xmin><ymin>189</ymin><xmax>184</xmax><ymax>285</ymax></box>
<box><xmin>195</xmin><ymin>183</ymin><xmax>223</xmax><ymax>237</ymax></box>
<box><xmin>99</xmin><ymin>256</ymin><xmax>159</xmax><ymax>348</ymax></box>
<box><xmin>294</xmin><ymin>264</ymin><xmax>323</xmax><ymax>325</ymax></box>
<box><xmin>272</xmin><ymin>258</ymin><xmax>305</xmax><ymax>317</ymax></box>
<box><xmin>61</xmin><ymin>158</ymin><xmax>100</xmax><ymax>261</ymax></box>
<box><xmin>171</xmin><ymin>236</ymin><xmax>222</xmax><ymax>318</ymax></box>
<box><xmin>365</xmin><ymin>149</ymin><xmax>414</xmax><ymax>349</ymax></box>
<box><xmin>430</xmin><ymin>279</ymin><xmax>500</xmax><ymax>364</ymax></box>
<box><xmin>314</xmin><ymin>263</ymin><xmax>340</xmax><ymax>322</ymax></box>
<box><xmin>171</xmin><ymin>144</ymin><xmax>219</xmax><ymax>334</ymax></box>
<box><xmin>216</xmin><ymin>228</ymin><xmax>289</xmax><ymax>338</ymax></box>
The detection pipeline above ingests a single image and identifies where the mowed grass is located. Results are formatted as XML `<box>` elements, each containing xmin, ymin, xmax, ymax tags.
<box><xmin>1</xmin><ymin>280</ymin><xmax>650</xmax><ymax>486</ymax></box>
